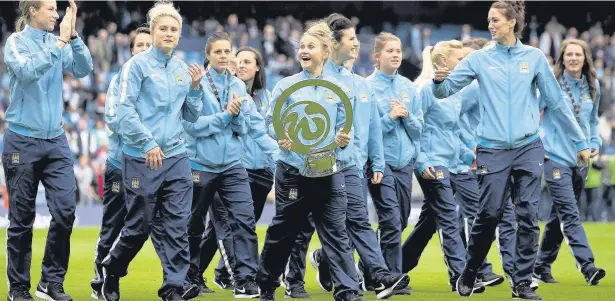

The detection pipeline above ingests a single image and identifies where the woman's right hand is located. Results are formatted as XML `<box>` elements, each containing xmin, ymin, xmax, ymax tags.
<box><xmin>278</xmin><ymin>131</ymin><xmax>292</xmax><ymax>151</ymax></box>
<box><xmin>434</xmin><ymin>62</ymin><xmax>450</xmax><ymax>82</ymax></box>
<box><xmin>146</xmin><ymin>146</ymin><xmax>165</xmax><ymax>170</ymax></box>
<box><xmin>389</xmin><ymin>106</ymin><xmax>407</xmax><ymax>120</ymax></box>
<box><xmin>59</xmin><ymin>7</ymin><xmax>73</xmax><ymax>41</ymax></box>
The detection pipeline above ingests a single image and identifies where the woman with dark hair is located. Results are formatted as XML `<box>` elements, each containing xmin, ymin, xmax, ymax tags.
<box><xmin>183</xmin><ymin>31</ymin><xmax>261</xmax><ymax>299</ymax></box>
<box><xmin>431</xmin><ymin>1</ymin><xmax>590</xmax><ymax>299</ymax></box>
<box><xmin>91</xmin><ymin>26</ymin><xmax>152</xmax><ymax>300</ymax></box>
<box><xmin>533</xmin><ymin>38</ymin><xmax>606</xmax><ymax>287</ymax></box>
<box><xmin>196</xmin><ymin>46</ymin><xmax>279</xmax><ymax>294</ymax></box>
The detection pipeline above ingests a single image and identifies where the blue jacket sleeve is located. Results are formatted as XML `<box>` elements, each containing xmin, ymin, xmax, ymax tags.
<box><xmin>535</xmin><ymin>53</ymin><xmax>588</xmax><ymax>151</ymax></box>
<box><xmin>460</xmin><ymin>81</ymin><xmax>480</xmax><ymax>115</ymax></box>
<box><xmin>115</xmin><ymin>59</ymin><xmax>157</xmax><ymax>152</ymax></box>
<box><xmin>432</xmin><ymin>52</ymin><xmax>479</xmax><ymax>99</ymax></box>
<box><xmin>182</xmin><ymin>111</ymin><xmax>233</xmax><ymax>138</ymax></box>
<box><xmin>104</xmin><ymin>74</ymin><xmax>121</xmax><ymax>134</ymax></box>
<box><xmin>61</xmin><ymin>37</ymin><xmax>93</xmax><ymax>78</ymax></box>
<box><xmin>401</xmin><ymin>83</ymin><xmax>424</xmax><ymax>141</ymax></box>
<box><xmin>458</xmin><ymin>136</ymin><xmax>475</xmax><ymax>166</ymax></box>
<box><xmin>266</xmin><ymin>83</ymin><xmax>286</xmax><ymax>140</ymax></box>
<box><xmin>590</xmin><ymin>80</ymin><xmax>602</xmax><ymax>151</ymax></box>
<box><xmin>458</xmin><ymin>82</ymin><xmax>480</xmax><ymax>149</ymax></box>
<box><xmin>182</xmin><ymin>85</ymin><xmax>204</xmax><ymax>123</ymax></box>
<box><xmin>4</xmin><ymin>34</ymin><xmax>62</xmax><ymax>84</ymax></box>
<box><xmin>248</xmin><ymin>101</ymin><xmax>279</xmax><ymax>163</ymax></box>
<box><xmin>458</xmin><ymin>115</ymin><xmax>477</xmax><ymax>150</ymax></box>
<box><xmin>417</xmin><ymin>150</ymin><xmax>431</xmax><ymax>175</ymax></box>
<box><xmin>367</xmin><ymin>90</ymin><xmax>385</xmax><ymax>173</ymax></box>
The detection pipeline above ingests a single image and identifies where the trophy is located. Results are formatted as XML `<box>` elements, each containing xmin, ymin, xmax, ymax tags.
<box><xmin>272</xmin><ymin>79</ymin><xmax>353</xmax><ymax>178</ymax></box>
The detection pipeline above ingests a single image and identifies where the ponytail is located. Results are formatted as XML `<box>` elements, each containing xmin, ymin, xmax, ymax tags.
<box><xmin>414</xmin><ymin>46</ymin><xmax>435</xmax><ymax>89</ymax></box>
<box><xmin>16</xmin><ymin>1</ymin><xmax>42</xmax><ymax>32</ymax></box>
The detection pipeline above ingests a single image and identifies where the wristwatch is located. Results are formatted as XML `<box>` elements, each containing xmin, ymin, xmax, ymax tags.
<box><xmin>70</xmin><ymin>33</ymin><xmax>79</xmax><ymax>41</ymax></box>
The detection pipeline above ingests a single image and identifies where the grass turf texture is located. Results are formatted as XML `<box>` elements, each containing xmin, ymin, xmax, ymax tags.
<box><xmin>1</xmin><ymin>223</ymin><xmax>614</xmax><ymax>300</ymax></box>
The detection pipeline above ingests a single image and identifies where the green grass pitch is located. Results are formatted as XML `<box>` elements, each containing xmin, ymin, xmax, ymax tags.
<box><xmin>1</xmin><ymin>223</ymin><xmax>614</xmax><ymax>300</ymax></box>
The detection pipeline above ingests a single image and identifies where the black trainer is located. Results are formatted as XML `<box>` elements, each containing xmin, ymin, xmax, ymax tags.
<box><xmin>478</xmin><ymin>272</ymin><xmax>505</xmax><ymax>287</ymax></box>
<box><xmin>162</xmin><ymin>288</ymin><xmax>186</xmax><ymax>301</ymax></box>
<box><xmin>512</xmin><ymin>281</ymin><xmax>543</xmax><ymax>300</ymax></box>
<box><xmin>234</xmin><ymin>281</ymin><xmax>260</xmax><ymax>298</ymax></box>
<box><xmin>91</xmin><ymin>264</ymin><xmax>104</xmax><ymax>299</ymax></box>
<box><xmin>7</xmin><ymin>285</ymin><xmax>34</xmax><ymax>301</ymax></box>
<box><xmin>260</xmin><ymin>288</ymin><xmax>275</xmax><ymax>301</ymax></box>
<box><xmin>532</xmin><ymin>271</ymin><xmax>559</xmax><ymax>284</ymax></box>
<box><xmin>334</xmin><ymin>292</ymin><xmax>366</xmax><ymax>301</ymax></box>
<box><xmin>374</xmin><ymin>274</ymin><xmax>410</xmax><ymax>299</ymax></box>
<box><xmin>213</xmin><ymin>277</ymin><xmax>234</xmax><ymax>290</ymax></box>
<box><xmin>181</xmin><ymin>283</ymin><xmax>200</xmax><ymax>300</ymax></box>
<box><xmin>199</xmin><ymin>276</ymin><xmax>214</xmax><ymax>294</ymax></box>
<box><xmin>393</xmin><ymin>286</ymin><xmax>412</xmax><ymax>295</ymax></box>
<box><xmin>309</xmin><ymin>249</ymin><xmax>333</xmax><ymax>292</ymax></box>
<box><xmin>584</xmin><ymin>266</ymin><xmax>606</xmax><ymax>286</ymax></box>
<box><xmin>455</xmin><ymin>273</ymin><xmax>476</xmax><ymax>297</ymax></box>
<box><xmin>101</xmin><ymin>272</ymin><xmax>120</xmax><ymax>301</ymax></box>
<box><xmin>285</xmin><ymin>286</ymin><xmax>311</xmax><ymax>299</ymax></box>
<box><xmin>35</xmin><ymin>281</ymin><xmax>72</xmax><ymax>301</ymax></box>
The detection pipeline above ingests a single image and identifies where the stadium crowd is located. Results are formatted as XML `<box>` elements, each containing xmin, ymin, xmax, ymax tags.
<box><xmin>0</xmin><ymin>3</ymin><xmax>613</xmax><ymax>221</ymax></box>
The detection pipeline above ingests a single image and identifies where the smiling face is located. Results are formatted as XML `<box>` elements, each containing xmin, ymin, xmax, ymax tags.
<box><xmin>152</xmin><ymin>15</ymin><xmax>180</xmax><ymax>53</ymax></box>
<box><xmin>377</xmin><ymin>40</ymin><xmax>402</xmax><ymax>73</ymax></box>
<box><xmin>30</xmin><ymin>1</ymin><xmax>59</xmax><ymax>31</ymax></box>
<box><xmin>487</xmin><ymin>8</ymin><xmax>515</xmax><ymax>43</ymax></box>
<box><xmin>298</xmin><ymin>34</ymin><xmax>327</xmax><ymax>73</ymax></box>
<box><xmin>563</xmin><ymin>43</ymin><xmax>585</xmax><ymax>75</ymax></box>
<box><xmin>207</xmin><ymin>40</ymin><xmax>233</xmax><ymax>73</ymax></box>
<box><xmin>333</xmin><ymin>28</ymin><xmax>358</xmax><ymax>62</ymax></box>
<box><xmin>236</xmin><ymin>50</ymin><xmax>259</xmax><ymax>83</ymax></box>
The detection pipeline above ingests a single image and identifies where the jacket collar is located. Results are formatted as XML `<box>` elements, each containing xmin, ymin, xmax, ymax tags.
<box><xmin>150</xmin><ymin>47</ymin><xmax>173</xmax><ymax>66</ymax></box>
<box><xmin>22</xmin><ymin>25</ymin><xmax>47</xmax><ymax>41</ymax></box>
<box><xmin>324</xmin><ymin>59</ymin><xmax>351</xmax><ymax>76</ymax></box>
<box><xmin>301</xmin><ymin>69</ymin><xmax>323</xmax><ymax>79</ymax></box>
<box><xmin>372</xmin><ymin>68</ymin><xmax>397</xmax><ymax>83</ymax></box>
<box><xmin>563</xmin><ymin>71</ymin><xmax>586</xmax><ymax>86</ymax></box>
<box><xmin>206</xmin><ymin>66</ymin><xmax>230</xmax><ymax>84</ymax></box>
<box><xmin>494</xmin><ymin>38</ymin><xmax>524</xmax><ymax>53</ymax></box>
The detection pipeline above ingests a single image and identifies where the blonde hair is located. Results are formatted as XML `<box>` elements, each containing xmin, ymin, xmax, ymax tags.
<box><xmin>303</xmin><ymin>21</ymin><xmax>333</xmax><ymax>60</ymax></box>
<box><xmin>415</xmin><ymin>40</ymin><xmax>463</xmax><ymax>88</ymax></box>
<box><xmin>147</xmin><ymin>1</ymin><xmax>182</xmax><ymax>31</ymax></box>
<box><xmin>372</xmin><ymin>32</ymin><xmax>401</xmax><ymax>69</ymax></box>
<box><xmin>16</xmin><ymin>1</ymin><xmax>42</xmax><ymax>32</ymax></box>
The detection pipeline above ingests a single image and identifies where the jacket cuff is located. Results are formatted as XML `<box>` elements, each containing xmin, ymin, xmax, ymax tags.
<box><xmin>143</xmin><ymin>140</ymin><xmax>159</xmax><ymax>153</ymax></box>
<box><xmin>461</xmin><ymin>151</ymin><xmax>475</xmax><ymax>166</ymax></box>
<box><xmin>575</xmin><ymin>140</ymin><xmax>589</xmax><ymax>152</ymax></box>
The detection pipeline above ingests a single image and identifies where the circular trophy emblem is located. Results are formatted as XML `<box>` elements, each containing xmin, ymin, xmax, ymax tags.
<box><xmin>272</xmin><ymin>79</ymin><xmax>353</xmax><ymax>177</ymax></box>
<box><xmin>272</xmin><ymin>79</ymin><xmax>353</xmax><ymax>155</ymax></box>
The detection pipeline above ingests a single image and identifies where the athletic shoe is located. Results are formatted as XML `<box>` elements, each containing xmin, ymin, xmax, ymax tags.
<box><xmin>35</xmin><ymin>281</ymin><xmax>73</xmax><ymax>301</ymax></box>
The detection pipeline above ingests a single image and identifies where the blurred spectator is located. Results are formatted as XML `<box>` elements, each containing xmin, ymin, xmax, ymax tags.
<box><xmin>540</xmin><ymin>22</ymin><xmax>563</xmax><ymax>59</ymax></box>
<box><xmin>459</xmin><ymin>24</ymin><xmax>472</xmax><ymax>41</ymax></box>
<box><xmin>74</xmin><ymin>155</ymin><xmax>99</xmax><ymax>207</ymax></box>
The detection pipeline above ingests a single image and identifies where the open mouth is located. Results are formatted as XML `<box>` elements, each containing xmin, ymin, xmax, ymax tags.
<box><xmin>300</xmin><ymin>54</ymin><xmax>311</xmax><ymax>62</ymax></box>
